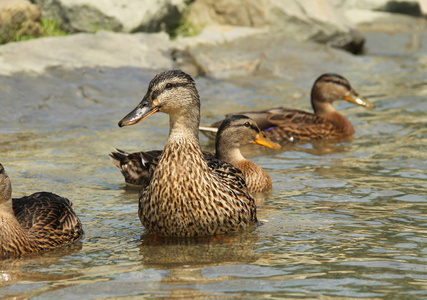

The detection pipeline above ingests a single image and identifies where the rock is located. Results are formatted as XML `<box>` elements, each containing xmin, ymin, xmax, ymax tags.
<box><xmin>0</xmin><ymin>31</ymin><xmax>174</xmax><ymax>75</ymax></box>
<box><xmin>331</xmin><ymin>0</ymin><xmax>424</xmax><ymax>16</ymax></box>
<box><xmin>173</xmin><ymin>25</ymin><xmax>267</xmax><ymax>76</ymax></box>
<box><xmin>0</xmin><ymin>0</ymin><xmax>42</xmax><ymax>44</ymax></box>
<box><xmin>173</xmin><ymin>25</ymin><xmax>361</xmax><ymax>79</ymax></box>
<box><xmin>187</xmin><ymin>0</ymin><xmax>365</xmax><ymax>53</ymax></box>
<box><xmin>32</xmin><ymin>0</ymin><xmax>187</xmax><ymax>33</ymax></box>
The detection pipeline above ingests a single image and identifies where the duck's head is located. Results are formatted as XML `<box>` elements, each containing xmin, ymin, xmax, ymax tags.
<box><xmin>0</xmin><ymin>163</ymin><xmax>12</xmax><ymax>204</ymax></box>
<box><xmin>311</xmin><ymin>74</ymin><xmax>374</xmax><ymax>114</ymax></box>
<box><xmin>119</xmin><ymin>70</ymin><xmax>199</xmax><ymax>127</ymax></box>
<box><xmin>216</xmin><ymin>115</ymin><xmax>281</xmax><ymax>151</ymax></box>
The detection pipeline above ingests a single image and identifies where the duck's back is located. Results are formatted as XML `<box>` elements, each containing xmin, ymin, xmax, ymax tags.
<box><xmin>12</xmin><ymin>192</ymin><xmax>84</xmax><ymax>247</ymax></box>
<box><xmin>261</xmin><ymin>109</ymin><xmax>342</xmax><ymax>142</ymax></box>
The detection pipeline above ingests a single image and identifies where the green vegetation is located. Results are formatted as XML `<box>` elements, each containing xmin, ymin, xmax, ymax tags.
<box><xmin>168</xmin><ymin>15</ymin><xmax>200</xmax><ymax>39</ymax></box>
<box><xmin>6</xmin><ymin>18</ymin><xmax>67</xmax><ymax>44</ymax></box>
<box><xmin>40</xmin><ymin>18</ymin><xmax>67</xmax><ymax>37</ymax></box>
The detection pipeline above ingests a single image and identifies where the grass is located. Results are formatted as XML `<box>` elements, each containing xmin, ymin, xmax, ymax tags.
<box><xmin>167</xmin><ymin>14</ymin><xmax>201</xmax><ymax>39</ymax></box>
<box><xmin>4</xmin><ymin>18</ymin><xmax>67</xmax><ymax>44</ymax></box>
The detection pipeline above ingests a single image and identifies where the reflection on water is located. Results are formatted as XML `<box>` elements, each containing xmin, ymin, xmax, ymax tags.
<box><xmin>0</xmin><ymin>53</ymin><xmax>426</xmax><ymax>298</ymax></box>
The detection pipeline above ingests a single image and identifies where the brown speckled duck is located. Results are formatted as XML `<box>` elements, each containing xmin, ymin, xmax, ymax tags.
<box><xmin>118</xmin><ymin>70</ymin><xmax>257</xmax><ymax>237</ymax></box>
<box><xmin>110</xmin><ymin>115</ymin><xmax>280</xmax><ymax>193</ymax></box>
<box><xmin>200</xmin><ymin>74</ymin><xmax>374</xmax><ymax>143</ymax></box>
<box><xmin>0</xmin><ymin>163</ymin><xmax>84</xmax><ymax>258</ymax></box>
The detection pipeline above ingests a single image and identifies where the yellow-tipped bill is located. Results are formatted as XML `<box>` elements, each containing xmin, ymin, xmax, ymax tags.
<box><xmin>254</xmin><ymin>133</ymin><xmax>281</xmax><ymax>150</ymax></box>
<box><xmin>344</xmin><ymin>92</ymin><xmax>375</xmax><ymax>108</ymax></box>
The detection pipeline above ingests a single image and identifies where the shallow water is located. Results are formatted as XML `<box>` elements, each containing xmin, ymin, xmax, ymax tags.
<box><xmin>1</xmin><ymin>45</ymin><xmax>426</xmax><ymax>298</ymax></box>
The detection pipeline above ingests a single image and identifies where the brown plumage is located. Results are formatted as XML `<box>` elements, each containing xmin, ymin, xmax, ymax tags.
<box><xmin>200</xmin><ymin>74</ymin><xmax>374</xmax><ymax>143</ymax></box>
<box><xmin>0</xmin><ymin>163</ymin><xmax>84</xmax><ymax>258</ymax></box>
<box><xmin>110</xmin><ymin>115</ymin><xmax>280</xmax><ymax>193</ymax></box>
<box><xmin>117</xmin><ymin>70</ymin><xmax>258</xmax><ymax>237</ymax></box>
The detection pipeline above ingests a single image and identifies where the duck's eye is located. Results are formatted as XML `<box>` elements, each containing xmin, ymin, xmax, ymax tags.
<box><xmin>244</xmin><ymin>122</ymin><xmax>250</xmax><ymax>127</ymax></box>
<box><xmin>165</xmin><ymin>83</ymin><xmax>173</xmax><ymax>89</ymax></box>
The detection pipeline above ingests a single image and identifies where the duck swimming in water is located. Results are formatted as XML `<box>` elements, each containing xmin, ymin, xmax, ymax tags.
<box><xmin>0</xmin><ymin>163</ymin><xmax>84</xmax><ymax>258</ymax></box>
<box><xmin>118</xmin><ymin>70</ymin><xmax>258</xmax><ymax>237</ymax></box>
<box><xmin>110</xmin><ymin>115</ymin><xmax>280</xmax><ymax>193</ymax></box>
<box><xmin>200</xmin><ymin>73</ymin><xmax>374</xmax><ymax>143</ymax></box>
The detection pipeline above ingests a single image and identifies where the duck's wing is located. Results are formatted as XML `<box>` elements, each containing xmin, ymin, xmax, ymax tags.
<box><xmin>205</xmin><ymin>157</ymin><xmax>256</xmax><ymax>214</ymax></box>
<box><xmin>12</xmin><ymin>192</ymin><xmax>84</xmax><ymax>247</ymax></box>
<box><xmin>200</xmin><ymin>107</ymin><xmax>314</xmax><ymax>139</ymax></box>
<box><xmin>109</xmin><ymin>149</ymin><xmax>162</xmax><ymax>186</ymax></box>
<box><xmin>111</xmin><ymin>149</ymin><xmax>219</xmax><ymax>187</ymax></box>
<box><xmin>263</xmin><ymin>111</ymin><xmax>336</xmax><ymax>142</ymax></box>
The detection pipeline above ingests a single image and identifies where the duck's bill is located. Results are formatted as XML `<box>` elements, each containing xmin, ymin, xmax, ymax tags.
<box><xmin>344</xmin><ymin>93</ymin><xmax>375</xmax><ymax>108</ymax></box>
<box><xmin>118</xmin><ymin>97</ymin><xmax>159</xmax><ymax>127</ymax></box>
<box><xmin>254</xmin><ymin>133</ymin><xmax>281</xmax><ymax>150</ymax></box>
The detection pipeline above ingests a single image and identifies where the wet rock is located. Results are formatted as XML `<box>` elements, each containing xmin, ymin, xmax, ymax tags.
<box><xmin>0</xmin><ymin>31</ymin><xmax>174</xmax><ymax>75</ymax></box>
<box><xmin>32</xmin><ymin>0</ymin><xmax>187</xmax><ymax>33</ymax></box>
<box><xmin>187</xmin><ymin>0</ymin><xmax>365</xmax><ymax>54</ymax></box>
<box><xmin>173</xmin><ymin>25</ymin><xmax>360</xmax><ymax>79</ymax></box>
<box><xmin>0</xmin><ymin>0</ymin><xmax>42</xmax><ymax>44</ymax></box>
<box><xmin>346</xmin><ymin>9</ymin><xmax>427</xmax><ymax>56</ymax></box>
<box><xmin>173</xmin><ymin>25</ymin><xmax>268</xmax><ymax>77</ymax></box>
<box><xmin>331</xmin><ymin>0</ymin><xmax>425</xmax><ymax>16</ymax></box>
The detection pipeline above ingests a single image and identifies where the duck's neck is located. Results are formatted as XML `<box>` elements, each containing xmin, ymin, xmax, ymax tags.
<box><xmin>216</xmin><ymin>146</ymin><xmax>245</xmax><ymax>166</ymax></box>
<box><xmin>167</xmin><ymin>104</ymin><xmax>201</xmax><ymax>147</ymax></box>
<box><xmin>168</xmin><ymin>113</ymin><xmax>200</xmax><ymax>144</ymax></box>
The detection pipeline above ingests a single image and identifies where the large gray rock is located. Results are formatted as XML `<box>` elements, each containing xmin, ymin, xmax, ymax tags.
<box><xmin>0</xmin><ymin>31</ymin><xmax>174</xmax><ymax>75</ymax></box>
<box><xmin>32</xmin><ymin>0</ymin><xmax>187</xmax><ymax>33</ymax></box>
<box><xmin>331</xmin><ymin>0</ymin><xmax>424</xmax><ymax>16</ymax></box>
<box><xmin>173</xmin><ymin>25</ymin><xmax>361</xmax><ymax>79</ymax></box>
<box><xmin>187</xmin><ymin>0</ymin><xmax>365</xmax><ymax>53</ymax></box>
<box><xmin>0</xmin><ymin>0</ymin><xmax>42</xmax><ymax>44</ymax></box>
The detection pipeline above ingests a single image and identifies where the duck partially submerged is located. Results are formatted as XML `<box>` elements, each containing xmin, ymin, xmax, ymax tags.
<box><xmin>200</xmin><ymin>74</ymin><xmax>374</xmax><ymax>143</ymax></box>
<box><xmin>118</xmin><ymin>70</ymin><xmax>257</xmax><ymax>237</ymax></box>
<box><xmin>0</xmin><ymin>163</ymin><xmax>84</xmax><ymax>258</ymax></box>
<box><xmin>110</xmin><ymin>115</ymin><xmax>280</xmax><ymax>193</ymax></box>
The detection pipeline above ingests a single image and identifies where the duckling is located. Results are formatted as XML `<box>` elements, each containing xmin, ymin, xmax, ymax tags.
<box><xmin>118</xmin><ymin>70</ymin><xmax>257</xmax><ymax>237</ymax></box>
<box><xmin>200</xmin><ymin>73</ymin><xmax>374</xmax><ymax>143</ymax></box>
<box><xmin>110</xmin><ymin>115</ymin><xmax>280</xmax><ymax>193</ymax></box>
<box><xmin>0</xmin><ymin>163</ymin><xmax>84</xmax><ymax>258</ymax></box>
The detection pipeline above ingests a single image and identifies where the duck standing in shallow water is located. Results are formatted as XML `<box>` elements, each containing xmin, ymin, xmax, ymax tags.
<box><xmin>200</xmin><ymin>73</ymin><xmax>374</xmax><ymax>143</ymax></box>
<box><xmin>118</xmin><ymin>70</ymin><xmax>257</xmax><ymax>237</ymax></box>
<box><xmin>110</xmin><ymin>115</ymin><xmax>280</xmax><ymax>193</ymax></box>
<box><xmin>0</xmin><ymin>163</ymin><xmax>84</xmax><ymax>258</ymax></box>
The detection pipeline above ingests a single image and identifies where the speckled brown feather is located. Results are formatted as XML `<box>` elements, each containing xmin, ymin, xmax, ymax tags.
<box><xmin>118</xmin><ymin>70</ymin><xmax>258</xmax><ymax>237</ymax></box>
<box><xmin>138</xmin><ymin>138</ymin><xmax>257</xmax><ymax>237</ymax></box>
<box><xmin>1</xmin><ymin>165</ymin><xmax>84</xmax><ymax>258</ymax></box>
<box><xmin>201</xmin><ymin>74</ymin><xmax>373</xmax><ymax>143</ymax></box>
<box><xmin>261</xmin><ymin>109</ymin><xmax>348</xmax><ymax>142</ymax></box>
<box><xmin>234</xmin><ymin>160</ymin><xmax>272</xmax><ymax>193</ymax></box>
<box><xmin>111</xmin><ymin>115</ymin><xmax>277</xmax><ymax>194</ymax></box>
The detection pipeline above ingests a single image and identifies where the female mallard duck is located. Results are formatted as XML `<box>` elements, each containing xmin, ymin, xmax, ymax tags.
<box><xmin>118</xmin><ymin>70</ymin><xmax>257</xmax><ymax>237</ymax></box>
<box><xmin>110</xmin><ymin>115</ymin><xmax>280</xmax><ymax>193</ymax></box>
<box><xmin>200</xmin><ymin>73</ymin><xmax>374</xmax><ymax>143</ymax></box>
<box><xmin>0</xmin><ymin>163</ymin><xmax>84</xmax><ymax>258</ymax></box>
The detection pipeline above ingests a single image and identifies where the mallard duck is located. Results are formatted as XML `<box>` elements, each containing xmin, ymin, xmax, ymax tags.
<box><xmin>0</xmin><ymin>163</ymin><xmax>84</xmax><ymax>258</ymax></box>
<box><xmin>110</xmin><ymin>115</ymin><xmax>280</xmax><ymax>193</ymax></box>
<box><xmin>117</xmin><ymin>70</ymin><xmax>257</xmax><ymax>237</ymax></box>
<box><xmin>200</xmin><ymin>73</ymin><xmax>374</xmax><ymax>143</ymax></box>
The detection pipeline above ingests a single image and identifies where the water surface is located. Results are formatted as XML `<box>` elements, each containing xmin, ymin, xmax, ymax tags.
<box><xmin>0</xmin><ymin>45</ymin><xmax>426</xmax><ymax>298</ymax></box>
